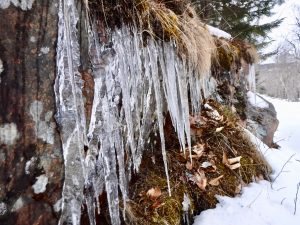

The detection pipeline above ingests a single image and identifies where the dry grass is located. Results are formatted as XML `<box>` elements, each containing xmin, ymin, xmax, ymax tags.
<box><xmin>212</xmin><ymin>37</ymin><xmax>259</xmax><ymax>73</ymax></box>
<box><xmin>123</xmin><ymin>99</ymin><xmax>271</xmax><ymax>225</ymax></box>
<box><xmin>85</xmin><ymin>0</ymin><xmax>216</xmax><ymax>75</ymax></box>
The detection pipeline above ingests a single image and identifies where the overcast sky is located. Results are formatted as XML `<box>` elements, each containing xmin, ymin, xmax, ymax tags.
<box><xmin>261</xmin><ymin>0</ymin><xmax>300</xmax><ymax>63</ymax></box>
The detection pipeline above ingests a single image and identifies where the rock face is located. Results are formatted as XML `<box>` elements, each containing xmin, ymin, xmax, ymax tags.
<box><xmin>246</xmin><ymin>94</ymin><xmax>279</xmax><ymax>148</ymax></box>
<box><xmin>0</xmin><ymin>2</ymin><xmax>63</xmax><ymax>225</ymax></box>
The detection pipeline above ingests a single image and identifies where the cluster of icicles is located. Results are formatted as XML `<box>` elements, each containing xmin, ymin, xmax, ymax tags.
<box><xmin>55</xmin><ymin>0</ymin><xmax>215</xmax><ymax>224</ymax></box>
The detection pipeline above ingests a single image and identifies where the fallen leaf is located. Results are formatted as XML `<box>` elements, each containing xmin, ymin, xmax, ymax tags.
<box><xmin>235</xmin><ymin>183</ymin><xmax>242</xmax><ymax>194</ymax></box>
<box><xmin>222</xmin><ymin>151</ymin><xmax>229</xmax><ymax>165</ymax></box>
<box><xmin>147</xmin><ymin>187</ymin><xmax>162</xmax><ymax>200</ymax></box>
<box><xmin>191</xmin><ymin>170</ymin><xmax>207</xmax><ymax>191</ymax></box>
<box><xmin>228</xmin><ymin>156</ymin><xmax>242</xmax><ymax>164</ymax></box>
<box><xmin>186</xmin><ymin>161</ymin><xmax>193</xmax><ymax>170</ymax></box>
<box><xmin>151</xmin><ymin>200</ymin><xmax>165</xmax><ymax>209</ymax></box>
<box><xmin>192</xmin><ymin>144</ymin><xmax>205</xmax><ymax>159</ymax></box>
<box><xmin>228</xmin><ymin>163</ymin><xmax>241</xmax><ymax>170</ymax></box>
<box><xmin>255</xmin><ymin>174</ymin><xmax>264</xmax><ymax>181</ymax></box>
<box><xmin>223</xmin><ymin>151</ymin><xmax>241</xmax><ymax>170</ymax></box>
<box><xmin>209</xmin><ymin>175</ymin><xmax>224</xmax><ymax>186</ymax></box>
<box><xmin>215</xmin><ymin>127</ymin><xmax>224</xmax><ymax>132</ymax></box>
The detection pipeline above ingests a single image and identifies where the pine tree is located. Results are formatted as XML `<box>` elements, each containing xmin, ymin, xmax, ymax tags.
<box><xmin>191</xmin><ymin>0</ymin><xmax>284</xmax><ymax>48</ymax></box>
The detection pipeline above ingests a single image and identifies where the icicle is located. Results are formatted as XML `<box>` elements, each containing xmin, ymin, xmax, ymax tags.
<box><xmin>148</xmin><ymin>40</ymin><xmax>171</xmax><ymax>196</ymax></box>
<box><xmin>55</xmin><ymin>0</ymin><xmax>88</xmax><ymax>224</ymax></box>
<box><xmin>248</xmin><ymin>64</ymin><xmax>256</xmax><ymax>93</ymax></box>
<box><xmin>55</xmin><ymin>4</ymin><xmax>216</xmax><ymax>221</ymax></box>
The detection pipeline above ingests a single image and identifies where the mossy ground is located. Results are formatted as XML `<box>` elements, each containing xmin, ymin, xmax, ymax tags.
<box><xmin>123</xmin><ymin>99</ymin><xmax>271</xmax><ymax>225</ymax></box>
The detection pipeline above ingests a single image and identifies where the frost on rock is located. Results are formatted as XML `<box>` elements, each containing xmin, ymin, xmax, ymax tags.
<box><xmin>0</xmin><ymin>0</ymin><xmax>35</xmax><ymax>10</ymax></box>
<box><xmin>55</xmin><ymin>1</ymin><xmax>215</xmax><ymax>224</ymax></box>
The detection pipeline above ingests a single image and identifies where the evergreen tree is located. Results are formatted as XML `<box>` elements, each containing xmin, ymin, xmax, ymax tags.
<box><xmin>191</xmin><ymin>0</ymin><xmax>284</xmax><ymax>48</ymax></box>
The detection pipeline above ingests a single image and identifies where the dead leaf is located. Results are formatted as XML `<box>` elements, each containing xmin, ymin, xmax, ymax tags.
<box><xmin>215</xmin><ymin>127</ymin><xmax>224</xmax><ymax>132</ymax></box>
<box><xmin>147</xmin><ymin>187</ymin><xmax>162</xmax><ymax>200</ymax></box>
<box><xmin>151</xmin><ymin>200</ymin><xmax>165</xmax><ymax>209</ymax></box>
<box><xmin>228</xmin><ymin>163</ymin><xmax>241</xmax><ymax>170</ymax></box>
<box><xmin>186</xmin><ymin>161</ymin><xmax>193</xmax><ymax>170</ymax></box>
<box><xmin>235</xmin><ymin>183</ymin><xmax>242</xmax><ymax>194</ymax></box>
<box><xmin>209</xmin><ymin>175</ymin><xmax>224</xmax><ymax>186</ymax></box>
<box><xmin>228</xmin><ymin>156</ymin><xmax>242</xmax><ymax>164</ymax></box>
<box><xmin>223</xmin><ymin>151</ymin><xmax>241</xmax><ymax>170</ymax></box>
<box><xmin>192</xmin><ymin>144</ymin><xmax>205</xmax><ymax>159</ymax></box>
<box><xmin>207</xmin><ymin>151</ymin><xmax>216</xmax><ymax>159</ymax></box>
<box><xmin>255</xmin><ymin>174</ymin><xmax>264</xmax><ymax>181</ymax></box>
<box><xmin>222</xmin><ymin>151</ymin><xmax>229</xmax><ymax>165</ymax></box>
<box><xmin>191</xmin><ymin>169</ymin><xmax>207</xmax><ymax>191</ymax></box>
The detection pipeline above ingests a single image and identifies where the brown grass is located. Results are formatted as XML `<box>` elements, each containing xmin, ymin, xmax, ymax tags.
<box><xmin>85</xmin><ymin>0</ymin><xmax>216</xmax><ymax>75</ymax></box>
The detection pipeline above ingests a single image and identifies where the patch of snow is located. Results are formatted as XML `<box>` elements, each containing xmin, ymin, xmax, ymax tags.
<box><xmin>0</xmin><ymin>0</ymin><xmax>35</xmax><ymax>10</ymax></box>
<box><xmin>247</xmin><ymin>91</ymin><xmax>269</xmax><ymax>108</ymax></box>
<box><xmin>206</xmin><ymin>25</ymin><xmax>232</xmax><ymax>39</ymax></box>
<box><xmin>201</xmin><ymin>161</ymin><xmax>213</xmax><ymax>168</ymax></box>
<box><xmin>194</xmin><ymin>96</ymin><xmax>300</xmax><ymax>225</ymax></box>
<box><xmin>32</xmin><ymin>174</ymin><xmax>48</xmax><ymax>194</ymax></box>
<box><xmin>0</xmin><ymin>123</ymin><xmax>19</xmax><ymax>146</ymax></box>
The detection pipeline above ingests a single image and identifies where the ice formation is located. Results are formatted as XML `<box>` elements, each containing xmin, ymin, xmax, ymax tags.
<box><xmin>0</xmin><ymin>0</ymin><xmax>35</xmax><ymax>10</ymax></box>
<box><xmin>55</xmin><ymin>0</ymin><xmax>215</xmax><ymax>224</ymax></box>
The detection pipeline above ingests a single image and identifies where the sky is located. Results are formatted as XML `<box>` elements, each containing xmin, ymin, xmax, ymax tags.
<box><xmin>261</xmin><ymin>0</ymin><xmax>300</xmax><ymax>63</ymax></box>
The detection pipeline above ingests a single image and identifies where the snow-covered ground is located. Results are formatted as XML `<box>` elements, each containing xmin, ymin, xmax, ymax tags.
<box><xmin>194</xmin><ymin>96</ymin><xmax>300</xmax><ymax>225</ymax></box>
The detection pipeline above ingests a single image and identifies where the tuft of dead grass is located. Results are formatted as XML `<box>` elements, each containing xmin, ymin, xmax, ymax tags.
<box><xmin>212</xmin><ymin>37</ymin><xmax>259</xmax><ymax>73</ymax></box>
<box><xmin>85</xmin><ymin>0</ymin><xmax>216</xmax><ymax>75</ymax></box>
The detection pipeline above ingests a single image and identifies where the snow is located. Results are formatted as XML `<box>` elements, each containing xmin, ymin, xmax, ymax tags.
<box><xmin>194</xmin><ymin>96</ymin><xmax>300</xmax><ymax>225</ymax></box>
<box><xmin>206</xmin><ymin>25</ymin><xmax>232</xmax><ymax>39</ymax></box>
<box><xmin>247</xmin><ymin>91</ymin><xmax>269</xmax><ymax>108</ymax></box>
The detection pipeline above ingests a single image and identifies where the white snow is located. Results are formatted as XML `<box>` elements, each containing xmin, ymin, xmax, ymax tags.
<box><xmin>206</xmin><ymin>25</ymin><xmax>232</xmax><ymax>39</ymax></box>
<box><xmin>247</xmin><ymin>91</ymin><xmax>269</xmax><ymax>108</ymax></box>
<box><xmin>194</xmin><ymin>96</ymin><xmax>300</xmax><ymax>225</ymax></box>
